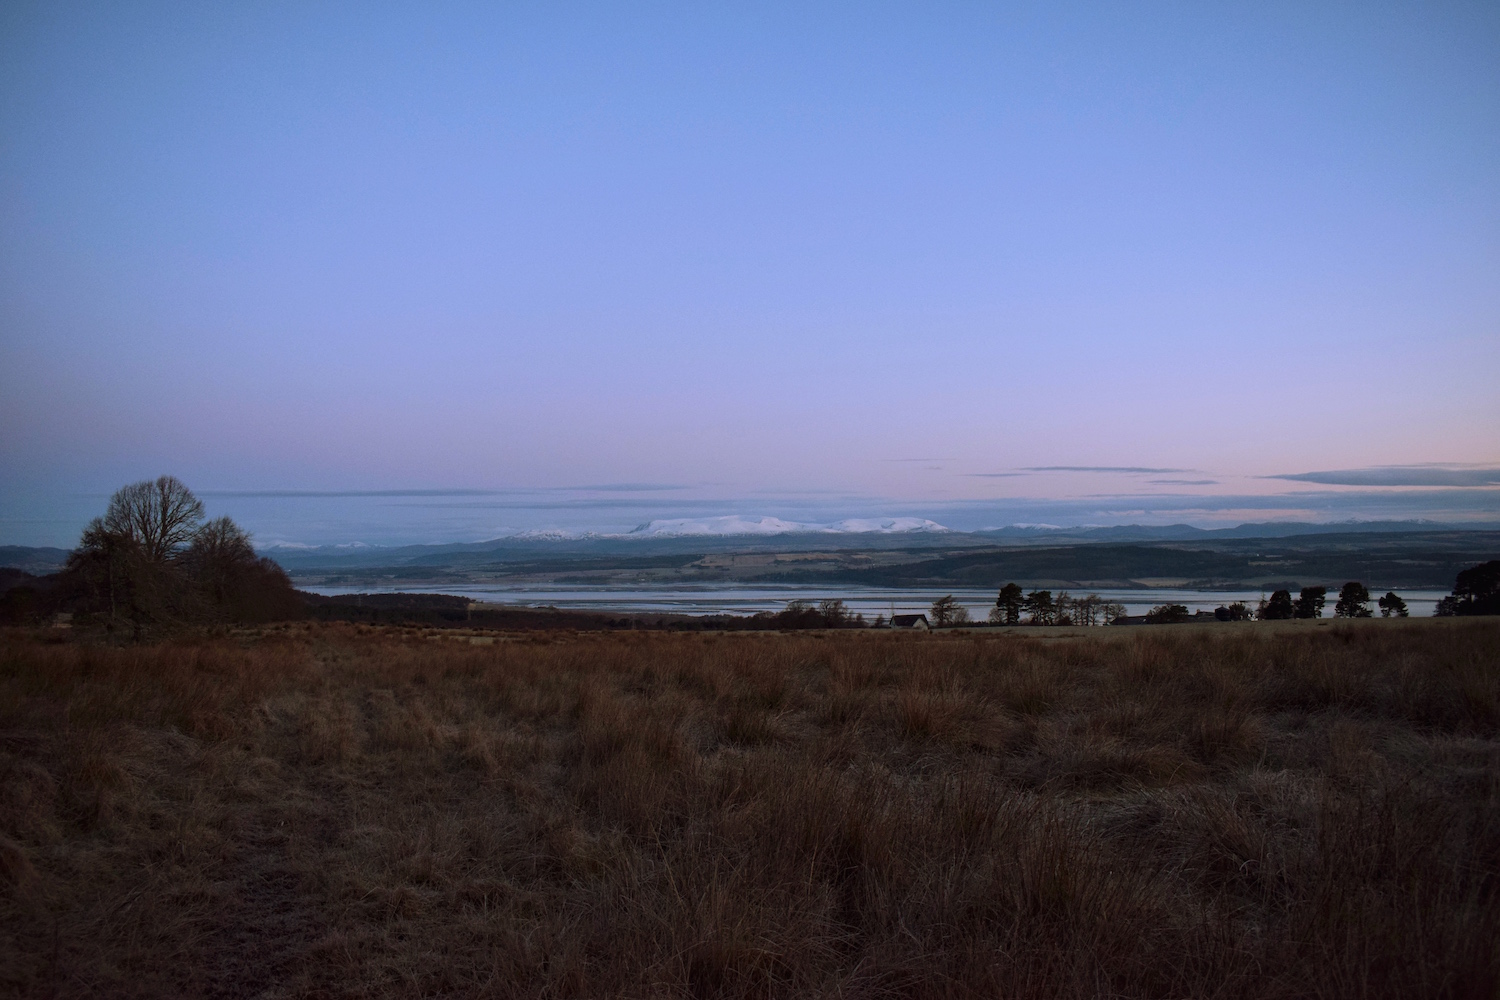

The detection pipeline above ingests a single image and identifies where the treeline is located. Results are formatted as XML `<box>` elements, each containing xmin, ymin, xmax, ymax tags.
<box><xmin>972</xmin><ymin>574</ymin><xmax>1487</xmax><ymax>627</ymax></box>
<box><xmin>978</xmin><ymin>585</ymin><xmax>1126</xmax><ymax>626</ymax></box>
<box><xmin>747</xmin><ymin>599</ymin><xmax>870</xmax><ymax>629</ymax></box>
<box><xmin>1249</xmin><ymin>582</ymin><xmax>1404</xmax><ymax>620</ymax></box>
<box><xmin>1135</xmin><ymin>563</ymin><xmax>1499</xmax><ymax>625</ymax></box>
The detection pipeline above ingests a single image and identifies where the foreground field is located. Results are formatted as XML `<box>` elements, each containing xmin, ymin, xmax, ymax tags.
<box><xmin>2</xmin><ymin>622</ymin><xmax>1498</xmax><ymax>998</ymax></box>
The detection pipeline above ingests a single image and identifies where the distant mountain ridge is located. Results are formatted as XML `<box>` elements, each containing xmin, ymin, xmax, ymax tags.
<box><xmin>972</xmin><ymin>520</ymin><xmax>1471</xmax><ymax>541</ymax></box>
<box><xmin>626</xmin><ymin>515</ymin><xmax>949</xmax><ymax>537</ymax></box>
<box><xmin>267</xmin><ymin>521</ymin><xmax>1500</xmax><ymax>579</ymax></box>
<box><xmin>4</xmin><ymin>521</ymin><xmax>1496</xmax><ymax>576</ymax></box>
<box><xmin>0</xmin><ymin>546</ymin><xmax>70</xmax><ymax>574</ymax></box>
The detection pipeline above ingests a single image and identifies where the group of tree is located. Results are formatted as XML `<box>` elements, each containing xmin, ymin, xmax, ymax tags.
<box><xmin>1255</xmin><ymin>582</ymin><xmax>1408</xmax><ymax>620</ymax></box>
<box><xmin>1434</xmin><ymin>560</ymin><xmax>1500</xmax><ymax>616</ymax></box>
<box><xmin>949</xmin><ymin>564</ymin><xmax>1500</xmax><ymax>628</ymax></box>
<box><xmin>1257</xmin><ymin>585</ymin><xmax>1327</xmax><ymax>620</ymax></box>
<box><xmin>764</xmin><ymin>591</ymin><xmax>1148</xmax><ymax>629</ymax></box>
<box><xmin>749</xmin><ymin>599</ymin><xmax>868</xmax><ymax>630</ymax></box>
<box><xmin>62</xmin><ymin>476</ymin><xmax>301</xmax><ymax>634</ymax></box>
<box><xmin>929</xmin><ymin>594</ymin><xmax>969</xmax><ymax>626</ymax></box>
<box><xmin>740</xmin><ymin>564</ymin><xmax>1498</xmax><ymax>632</ymax></box>
<box><xmin>1377</xmin><ymin>592</ymin><xmax>1408</xmax><ymax>617</ymax></box>
<box><xmin>982</xmin><ymin>584</ymin><xmax>1125</xmax><ymax>627</ymax></box>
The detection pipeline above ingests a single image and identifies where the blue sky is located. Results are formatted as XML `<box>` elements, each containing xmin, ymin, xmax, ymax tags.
<box><xmin>2</xmin><ymin>2</ymin><xmax>1497</xmax><ymax>545</ymax></box>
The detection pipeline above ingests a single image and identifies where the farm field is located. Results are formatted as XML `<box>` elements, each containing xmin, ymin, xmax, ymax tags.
<box><xmin>2</xmin><ymin>620</ymin><xmax>1498</xmax><ymax>998</ymax></box>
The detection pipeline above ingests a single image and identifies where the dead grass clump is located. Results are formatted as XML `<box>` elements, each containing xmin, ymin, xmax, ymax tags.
<box><xmin>290</xmin><ymin>693</ymin><xmax>364</xmax><ymax>764</ymax></box>
<box><xmin>892</xmin><ymin>687</ymin><xmax>1018</xmax><ymax>752</ymax></box>
<box><xmin>0</xmin><ymin>755</ymin><xmax>59</xmax><ymax>846</ymax></box>
<box><xmin>456</xmin><ymin>720</ymin><xmax>506</xmax><ymax>776</ymax></box>
<box><xmin>993</xmin><ymin>652</ymin><xmax>1064</xmax><ymax>716</ymax></box>
<box><xmin>1184</xmin><ymin>696</ymin><xmax>1265</xmax><ymax>766</ymax></box>
<box><xmin>1025</xmin><ymin>726</ymin><xmax>1207</xmax><ymax>790</ymax></box>
<box><xmin>894</xmin><ymin>687</ymin><xmax>958</xmax><ymax>741</ymax></box>
<box><xmin>719</xmin><ymin>702</ymin><xmax>787</xmax><ymax>746</ymax></box>
<box><xmin>0</xmin><ymin>619</ymin><xmax>1496</xmax><ymax>998</ymax></box>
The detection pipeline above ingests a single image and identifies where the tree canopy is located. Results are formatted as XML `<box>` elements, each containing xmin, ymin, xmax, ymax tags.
<box><xmin>1377</xmin><ymin>592</ymin><xmax>1408</xmax><ymax>618</ymax></box>
<box><xmin>1258</xmin><ymin>590</ymin><xmax>1295</xmax><ymax>620</ymax></box>
<box><xmin>1022</xmin><ymin>590</ymin><xmax>1056</xmax><ymax>626</ymax></box>
<box><xmin>1434</xmin><ymin>560</ymin><xmax>1500</xmax><ymax>616</ymax></box>
<box><xmin>1293</xmin><ymin>586</ymin><xmax>1327</xmax><ymax>619</ymax></box>
<box><xmin>1334</xmin><ymin>581</ymin><xmax>1372</xmax><ymax>618</ymax></box>
<box><xmin>929</xmin><ymin>595</ymin><xmax>968</xmax><ymax>626</ymax></box>
<box><xmin>992</xmin><ymin>583</ymin><xmax>1024</xmax><ymax>625</ymax></box>
<box><xmin>100</xmin><ymin>475</ymin><xmax>205</xmax><ymax>563</ymax></box>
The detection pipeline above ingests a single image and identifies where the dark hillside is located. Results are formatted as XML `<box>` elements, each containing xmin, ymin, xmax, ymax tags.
<box><xmin>277</xmin><ymin>530</ymin><xmax>1500</xmax><ymax>591</ymax></box>
<box><xmin>299</xmin><ymin>592</ymin><xmax>712</xmax><ymax>630</ymax></box>
<box><xmin>0</xmin><ymin>545</ymin><xmax>70</xmax><ymax>574</ymax></box>
<box><xmin>820</xmin><ymin>538</ymin><xmax>1497</xmax><ymax>589</ymax></box>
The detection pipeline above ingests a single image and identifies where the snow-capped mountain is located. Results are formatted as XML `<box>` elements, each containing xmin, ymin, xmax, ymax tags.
<box><xmin>507</xmin><ymin>528</ymin><xmax>603</xmax><ymax>541</ymax></box>
<box><xmin>824</xmin><ymin>517</ymin><xmax>948</xmax><ymax>534</ymax></box>
<box><xmin>625</xmin><ymin>516</ymin><xmax>948</xmax><ymax>537</ymax></box>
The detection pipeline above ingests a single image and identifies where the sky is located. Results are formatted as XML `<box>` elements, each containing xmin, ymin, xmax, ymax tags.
<box><xmin>2</xmin><ymin>2</ymin><xmax>1498</xmax><ymax>546</ymax></box>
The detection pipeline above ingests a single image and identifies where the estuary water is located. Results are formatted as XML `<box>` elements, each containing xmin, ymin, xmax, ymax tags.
<box><xmin>302</xmin><ymin>584</ymin><xmax>1453</xmax><ymax>620</ymax></box>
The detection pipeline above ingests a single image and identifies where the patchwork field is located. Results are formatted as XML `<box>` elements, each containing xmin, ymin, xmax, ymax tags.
<box><xmin>2</xmin><ymin>620</ymin><xmax>1498</xmax><ymax>998</ymax></box>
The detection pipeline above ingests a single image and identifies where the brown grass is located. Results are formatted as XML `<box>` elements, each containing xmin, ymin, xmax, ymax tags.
<box><xmin>1</xmin><ymin>620</ymin><xmax>1498</xmax><ymax>998</ymax></box>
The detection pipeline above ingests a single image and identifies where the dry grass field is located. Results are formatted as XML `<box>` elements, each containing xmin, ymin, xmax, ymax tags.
<box><xmin>2</xmin><ymin>620</ymin><xmax>1498</xmax><ymax>998</ymax></box>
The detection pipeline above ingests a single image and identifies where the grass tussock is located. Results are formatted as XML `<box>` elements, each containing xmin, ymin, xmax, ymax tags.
<box><xmin>1</xmin><ymin>620</ymin><xmax>1498</xmax><ymax>998</ymax></box>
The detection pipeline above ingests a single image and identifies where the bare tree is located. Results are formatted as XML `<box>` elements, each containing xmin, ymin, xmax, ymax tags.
<box><xmin>1071</xmin><ymin>593</ymin><xmax>1104</xmax><ymax>626</ymax></box>
<box><xmin>183</xmin><ymin>516</ymin><xmax>257</xmax><ymax>604</ymax></box>
<box><xmin>930</xmin><ymin>594</ymin><xmax>962</xmax><ymax>626</ymax></box>
<box><xmin>65</xmin><ymin>477</ymin><xmax>301</xmax><ymax>632</ymax></box>
<box><xmin>103</xmin><ymin>476</ymin><xmax>205</xmax><ymax>563</ymax></box>
<box><xmin>69</xmin><ymin>516</ymin><xmax>144</xmax><ymax>622</ymax></box>
<box><xmin>818</xmin><ymin>599</ymin><xmax>852</xmax><ymax>628</ymax></box>
<box><xmin>69</xmin><ymin>480</ymin><xmax>201</xmax><ymax>635</ymax></box>
<box><xmin>1055</xmin><ymin>590</ymin><xmax>1074</xmax><ymax>625</ymax></box>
